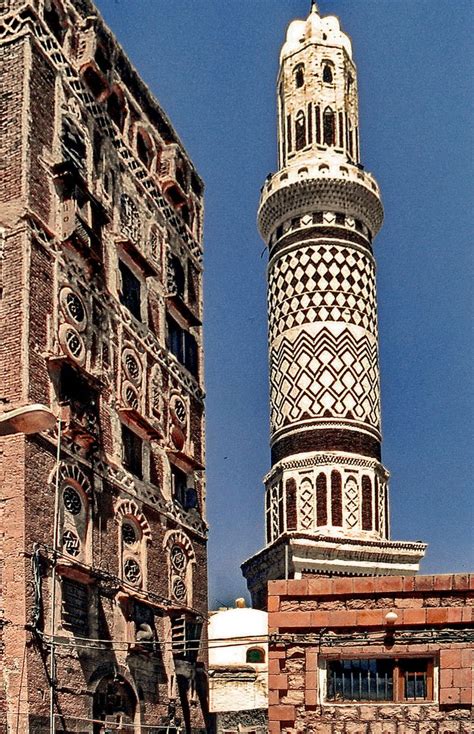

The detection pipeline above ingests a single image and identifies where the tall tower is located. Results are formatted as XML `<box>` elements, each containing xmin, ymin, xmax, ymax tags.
<box><xmin>242</xmin><ymin>5</ymin><xmax>426</xmax><ymax>609</ymax></box>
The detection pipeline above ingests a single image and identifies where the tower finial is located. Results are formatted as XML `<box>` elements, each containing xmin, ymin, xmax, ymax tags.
<box><xmin>310</xmin><ymin>0</ymin><xmax>319</xmax><ymax>13</ymax></box>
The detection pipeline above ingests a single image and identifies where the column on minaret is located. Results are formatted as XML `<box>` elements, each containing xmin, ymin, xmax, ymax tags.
<box><xmin>242</xmin><ymin>6</ymin><xmax>425</xmax><ymax>609</ymax></box>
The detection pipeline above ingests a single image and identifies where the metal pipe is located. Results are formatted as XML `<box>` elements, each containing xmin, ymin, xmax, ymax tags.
<box><xmin>49</xmin><ymin>416</ymin><xmax>62</xmax><ymax>734</ymax></box>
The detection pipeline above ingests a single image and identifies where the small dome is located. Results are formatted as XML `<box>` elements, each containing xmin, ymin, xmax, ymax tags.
<box><xmin>280</xmin><ymin>8</ymin><xmax>352</xmax><ymax>62</ymax></box>
<box><xmin>209</xmin><ymin>607</ymin><xmax>268</xmax><ymax>641</ymax></box>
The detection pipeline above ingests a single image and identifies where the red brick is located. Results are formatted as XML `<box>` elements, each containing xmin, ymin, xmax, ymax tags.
<box><xmin>401</xmin><ymin>608</ymin><xmax>426</xmax><ymax>625</ymax></box>
<box><xmin>439</xmin><ymin>647</ymin><xmax>462</xmax><ymax>669</ymax></box>
<box><xmin>426</xmin><ymin>607</ymin><xmax>449</xmax><ymax>624</ymax></box>
<box><xmin>287</xmin><ymin>579</ymin><xmax>308</xmax><ymax>595</ymax></box>
<box><xmin>433</xmin><ymin>574</ymin><xmax>454</xmax><ymax>591</ymax></box>
<box><xmin>309</xmin><ymin>611</ymin><xmax>330</xmax><ymax>628</ymax></box>
<box><xmin>439</xmin><ymin>668</ymin><xmax>454</xmax><ymax>688</ymax></box>
<box><xmin>461</xmin><ymin>648</ymin><xmax>472</xmax><ymax>667</ymax></box>
<box><xmin>268</xmin><ymin>673</ymin><xmax>288</xmax><ymax>691</ymax></box>
<box><xmin>356</xmin><ymin>610</ymin><xmax>385</xmax><ymax>626</ymax></box>
<box><xmin>307</xmin><ymin>577</ymin><xmax>332</xmax><ymax>595</ymax></box>
<box><xmin>306</xmin><ymin>687</ymin><xmax>318</xmax><ymax>706</ymax></box>
<box><xmin>462</xmin><ymin>606</ymin><xmax>473</xmax><ymax>623</ymax></box>
<box><xmin>268</xmin><ymin>704</ymin><xmax>296</xmax><ymax>722</ymax></box>
<box><xmin>327</xmin><ymin>610</ymin><xmax>358</xmax><ymax>627</ymax></box>
<box><xmin>414</xmin><ymin>575</ymin><xmax>434</xmax><ymax>591</ymax></box>
<box><xmin>267</xmin><ymin>595</ymin><xmax>280</xmax><ymax>612</ymax></box>
<box><xmin>446</xmin><ymin>607</ymin><xmax>463</xmax><ymax>623</ymax></box>
<box><xmin>374</xmin><ymin>575</ymin><xmax>404</xmax><ymax>593</ymax></box>
<box><xmin>460</xmin><ymin>688</ymin><xmax>473</xmax><ymax>705</ymax></box>
<box><xmin>268</xmin><ymin>722</ymin><xmax>282</xmax><ymax>734</ymax></box>
<box><xmin>305</xmin><ymin>649</ymin><xmax>318</xmax><ymax>672</ymax></box>
<box><xmin>453</xmin><ymin>573</ymin><xmax>469</xmax><ymax>590</ymax></box>
<box><xmin>269</xmin><ymin>658</ymin><xmax>282</xmax><ymax>675</ymax></box>
<box><xmin>402</xmin><ymin>576</ymin><xmax>416</xmax><ymax>591</ymax></box>
<box><xmin>453</xmin><ymin>667</ymin><xmax>472</xmax><ymax>689</ymax></box>
<box><xmin>353</xmin><ymin>577</ymin><xmax>376</xmax><ymax>594</ymax></box>
<box><xmin>269</xmin><ymin>580</ymin><xmax>288</xmax><ymax>596</ymax></box>
<box><xmin>439</xmin><ymin>686</ymin><xmax>460</xmax><ymax>705</ymax></box>
<box><xmin>332</xmin><ymin>576</ymin><xmax>354</xmax><ymax>595</ymax></box>
<box><xmin>271</xmin><ymin>611</ymin><xmax>311</xmax><ymax>629</ymax></box>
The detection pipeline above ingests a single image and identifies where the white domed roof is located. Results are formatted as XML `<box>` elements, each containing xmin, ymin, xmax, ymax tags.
<box><xmin>280</xmin><ymin>7</ymin><xmax>352</xmax><ymax>62</ymax></box>
<box><xmin>209</xmin><ymin>607</ymin><xmax>268</xmax><ymax>641</ymax></box>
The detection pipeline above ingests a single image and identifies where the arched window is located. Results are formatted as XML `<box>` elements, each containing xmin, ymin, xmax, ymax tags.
<box><xmin>295</xmin><ymin>110</ymin><xmax>306</xmax><ymax>151</ymax></box>
<box><xmin>315</xmin><ymin>105</ymin><xmax>321</xmax><ymax>144</ymax></box>
<box><xmin>82</xmin><ymin>66</ymin><xmax>106</xmax><ymax>100</ymax></box>
<box><xmin>107</xmin><ymin>87</ymin><xmax>126</xmax><ymax>132</ymax></box>
<box><xmin>323</xmin><ymin>64</ymin><xmax>333</xmax><ymax>84</ymax></box>
<box><xmin>93</xmin><ymin>676</ymin><xmax>136</xmax><ymax>729</ymax></box>
<box><xmin>362</xmin><ymin>475</ymin><xmax>373</xmax><ymax>530</ymax></box>
<box><xmin>136</xmin><ymin>128</ymin><xmax>154</xmax><ymax>169</ymax></box>
<box><xmin>44</xmin><ymin>0</ymin><xmax>66</xmax><ymax>45</ymax></box>
<box><xmin>323</xmin><ymin>108</ymin><xmax>335</xmax><ymax>146</ymax></box>
<box><xmin>246</xmin><ymin>647</ymin><xmax>265</xmax><ymax>664</ymax></box>
<box><xmin>294</xmin><ymin>64</ymin><xmax>305</xmax><ymax>88</ymax></box>
<box><xmin>316</xmin><ymin>473</ymin><xmax>327</xmax><ymax>526</ymax></box>
<box><xmin>165</xmin><ymin>530</ymin><xmax>196</xmax><ymax>607</ymax></box>
<box><xmin>54</xmin><ymin>462</ymin><xmax>92</xmax><ymax>565</ymax></box>
<box><xmin>331</xmin><ymin>471</ymin><xmax>343</xmax><ymax>526</ymax></box>
<box><xmin>115</xmin><ymin>499</ymin><xmax>151</xmax><ymax>591</ymax></box>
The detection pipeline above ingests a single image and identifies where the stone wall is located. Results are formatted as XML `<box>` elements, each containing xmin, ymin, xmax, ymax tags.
<box><xmin>267</xmin><ymin>574</ymin><xmax>473</xmax><ymax>734</ymax></box>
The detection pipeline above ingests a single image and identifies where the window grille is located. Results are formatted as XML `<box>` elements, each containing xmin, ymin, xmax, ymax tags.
<box><xmin>61</xmin><ymin>579</ymin><xmax>89</xmax><ymax>636</ymax></box>
<box><xmin>327</xmin><ymin>658</ymin><xmax>433</xmax><ymax>702</ymax></box>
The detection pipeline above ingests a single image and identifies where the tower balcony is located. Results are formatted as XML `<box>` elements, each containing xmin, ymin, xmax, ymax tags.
<box><xmin>258</xmin><ymin>160</ymin><xmax>383</xmax><ymax>243</ymax></box>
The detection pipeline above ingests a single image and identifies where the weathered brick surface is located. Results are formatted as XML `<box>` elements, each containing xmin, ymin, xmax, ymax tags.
<box><xmin>268</xmin><ymin>575</ymin><xmax>473</xmax><ymax>732</ymax></box>
<box><xmin>0</xmin><ymin>0</ymin><xmax>207</xmax><ymax>731</ymax></box>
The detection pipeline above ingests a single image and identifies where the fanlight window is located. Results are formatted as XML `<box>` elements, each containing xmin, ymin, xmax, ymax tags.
<box><xmin>323</xmin><ymin>64</ymin><xmax>333</xmax><ymax>84</ymax></box>
<box><xmin>246</xmin><ymin>647</ymin><xmax>265</xmax><ymax>664</ymax></box>
<box><xmin>294</xmin><ymin>64</ymin><xmax>305</xmax><ymax>88</ymax></box>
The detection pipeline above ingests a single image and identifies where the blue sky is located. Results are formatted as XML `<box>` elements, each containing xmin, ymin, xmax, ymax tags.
<box><xmin>94</xmin><ymin>0</ymin><xmax>473</xmax><ymax>607</ymax></box>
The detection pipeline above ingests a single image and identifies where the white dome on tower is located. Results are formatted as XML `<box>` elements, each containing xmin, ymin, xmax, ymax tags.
<box><xmin>280</xmin><ymin>7</ymin><xmax>352</xmax><ymax>62</ymax></box>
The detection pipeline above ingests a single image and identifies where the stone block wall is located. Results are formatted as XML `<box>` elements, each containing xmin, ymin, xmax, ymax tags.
<box><xmin>267</xmin><ymin>574</ymin><xmax>473</xmax><ymax>733</ymax></box>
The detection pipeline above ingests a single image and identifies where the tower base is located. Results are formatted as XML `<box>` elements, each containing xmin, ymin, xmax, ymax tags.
<box><xmin>242</xmin><ymin>533</ymin><xmax>426</xmax><ymax>609</ymax></box>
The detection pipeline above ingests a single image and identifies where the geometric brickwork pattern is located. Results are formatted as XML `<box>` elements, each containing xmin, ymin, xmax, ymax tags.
<box><xmin>270</xmin><ymin>322</ymin><xmax>380</xmax><ymax>432</ymax></box>
<box><xmin>268</xmin><ymin>244</ymin><xmax>377</xmax><ymax>342</ymax></box>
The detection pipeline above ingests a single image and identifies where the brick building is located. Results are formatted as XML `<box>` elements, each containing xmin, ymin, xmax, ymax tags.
<box><xmin>0</xmin><ymin>0</ymin><xmax>208</xmax><ymax>731</ymax></box>
<box><xmin>267</xmin><ymin>574</ymin><xmax>473</xmax><ymax>732</ymax></box>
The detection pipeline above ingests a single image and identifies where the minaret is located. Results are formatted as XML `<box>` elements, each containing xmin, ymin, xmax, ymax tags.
<box><xmin>242</xmin><ymin>6</ymin><xmax>426</xmax><ymax>609</ymax></box>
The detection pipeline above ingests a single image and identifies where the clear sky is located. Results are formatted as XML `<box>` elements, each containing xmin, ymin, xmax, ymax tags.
<box><xmin>94</xmin><ymin>0</ymin><xmax>474</xmax><ymax>607</ymax></box>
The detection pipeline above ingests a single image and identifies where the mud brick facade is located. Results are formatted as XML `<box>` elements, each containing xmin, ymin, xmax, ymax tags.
<box><xmin>267</xmin><ymin>574</ymin><xmax>473</xmax><ymax>733</ymax></box>
<box><xmin>0</xmin><ymin>0</ymin><xmax>208</xmax><ymax>731</ymax></box>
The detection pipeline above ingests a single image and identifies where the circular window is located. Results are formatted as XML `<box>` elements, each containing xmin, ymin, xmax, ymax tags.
<box><xmin>124</xmin><ymin>558</ymin><xmax>141</xmax><ymax>585</ymax></box>
<box><xmin>122</xmin><ymin>521</ymin><xmax>138</xmax><ymax>546</ymax></box>
<box><xmin>123</xmin><ymin>350</ymin><xmax>141</xmax><ymax>384</ymax></box>
<box><xmin>170</xmin><ymin>395</ymin><xmax>187</xmax><ymax>427</ymax></box>
<box><xmin>60</xmin><ymin>287</ymin><xmax>87</xmax><ymax>331</ymax></box>
<box><xmin>172</xmin><ymin>577</ymin><xmax>187</xmax><ymax>603</ymax></box>
<box><xmin>59</xmin><ymin>324</ymin><xmax>86</xmax><ymax>364</ymax></box>
<box><xmin>171</xmin><ymin>545</ymin><xmax>186</xmax><ymax>572</ymax></box>
<box><xmin>62</xmin><ymin>530</ymin><xmax>81</xmax><ymax>557</ymax></box>
<box><xmin>63</xmin><ymin>485</ymin><xmax>82</xmax><ymax>515</ymax></box>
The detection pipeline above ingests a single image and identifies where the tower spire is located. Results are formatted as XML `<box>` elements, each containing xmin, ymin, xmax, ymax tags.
<box><xmin>310</xmin><ymin>0</ymin><xmax>319</xmax><ymax>13</ymax></box>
